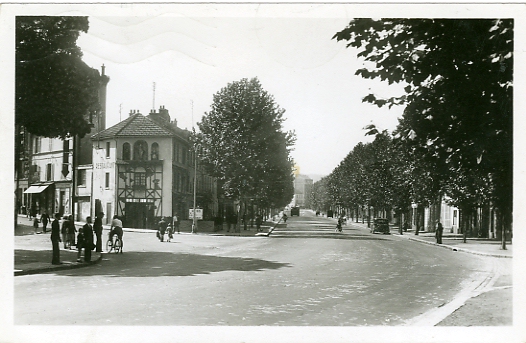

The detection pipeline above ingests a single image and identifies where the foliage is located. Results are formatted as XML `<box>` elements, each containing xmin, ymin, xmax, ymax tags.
<box><xmin>16</xmin><ymin>16</ymin><xmax>103</xmax><ymax>139</ymax></box>
<box><xmin>197</xmin><ymin>77</ymin><xmax>295</xmax><ymax>209</ymax></box>
<box><xmin>334</xmin><ymin>19</ymin><xmax>513</xmax><ymax>222</ymax></box>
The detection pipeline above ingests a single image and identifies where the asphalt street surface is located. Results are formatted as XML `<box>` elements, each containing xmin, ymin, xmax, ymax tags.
<box><xmin>15</xmin><ymin>210</ymin><xmax>504</xmax><ymax>326</ymax></box>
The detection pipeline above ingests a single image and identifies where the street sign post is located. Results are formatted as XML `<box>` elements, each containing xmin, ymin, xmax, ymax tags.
<box><xmin>189</xmin><ymin>208</ymin><xmax>203</xmax><ymax>220</ymax></box>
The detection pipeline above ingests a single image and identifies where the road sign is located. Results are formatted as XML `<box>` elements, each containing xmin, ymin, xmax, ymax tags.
<box><xmin>189</xmin><ymin>208</ymin><xmax>203</xmax><ymax>220</ymax></box>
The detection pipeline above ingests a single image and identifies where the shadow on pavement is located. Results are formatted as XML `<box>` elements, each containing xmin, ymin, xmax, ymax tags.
<box><xmin>56</xmin><ymin>251</ymin><xmax>291</xmax><ymax>277</ymax></box>
<box><xmin>15</xmin><ymin>248</ymin><xmax>77</xmax><ymax>264</ymax></box>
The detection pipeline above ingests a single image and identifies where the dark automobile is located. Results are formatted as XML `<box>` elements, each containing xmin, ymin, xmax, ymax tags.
<box><xmin>370</xmin><ymin>218</ymin><xmax>390</xmax><ymax>234</ymax></box>
<box><xmin>290</xmin><ymin>207</ymin><xmax>300</xmax><ymax>216</ymax></box>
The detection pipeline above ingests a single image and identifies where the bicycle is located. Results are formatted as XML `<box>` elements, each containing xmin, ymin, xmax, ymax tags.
<box><xmin>106</xmin><ymin>234</ymin><xmax>123</xmax><ymax>254</ymax></box>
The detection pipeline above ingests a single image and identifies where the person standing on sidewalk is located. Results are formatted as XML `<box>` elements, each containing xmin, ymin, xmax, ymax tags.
<box><xmin>61</xmin><ymin>215</ymin><xmax>69</xmax><ymax>249</ymax></box>
<box><xmin>435</xmin><ymin>221</ymin><xmax>444</xmax><ymax>244</ymax></box>
<box><xmin>173</xmin><ymin>214</ymin><xmax>179</xmax><ymax>234</ymax></box>
<box><xmin>256</xmin><ymin>214</ymin><xmax>262</xmax><ymax>232</ymax></box>
<box><xmin>67</xmin><ymin>215</ymin><xmax>77</xmax><ymax>249</ymax></box>
<box><xmin>82</xmin><ymin>217</ymin><xmax>94</xmax><ymax>263</ymax></box>
<box><xmin>94</xmin><ymin>212</ymin><xmax>104</xmax><ymax>252</ymax></box>
<box><xmin>41</xmin><ymin>212</ymin><xmax>49</xmax><ymax>233</ymax></box>
<box><xmin>51</xmin><ymin>213</ymin><xmax>61</xmax><ymax>265</ymax></box>
<box><xmin>76</xmin><ymin>222</ymin><xmax>85</xmax><ymax>262</ymax></box>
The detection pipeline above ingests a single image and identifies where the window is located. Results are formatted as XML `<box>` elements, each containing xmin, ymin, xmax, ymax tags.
<box><xmin>34</xmin><ymin>137</ymin><xmax>41</xmax><ymax>154</ymax></box>
<box><xmin>105</xmin><ymin>173</ymin><xmax>110</xmax><ymax>188</ymax></box>
<box><xmin>133</xmin><ymin>141</ymin><xmax>148</xmax><ymax>161</ymax></box>
<box><xmin>48</xmin><ymin>138</ymin><xmax>53</xmax><ymax>152</ymax></box>
<box><xmin>77</xmin><ymin>169</ymin><xmax>86</xmax><ymax>187</ymax></box>
<box><xmin>122</xmin><ymin>143</ymin><xmax>131</xmax><ymax>160</ymax></box>
<box><xmin>151</xmin><ymin>143</ymin><xmax>159</xmax><ymax>160</ymax></box>
<box><xmin>135</xmin><ymin>172</ymin><xmax>146</xmax><ymax>187</ymax></box>
<box><xmin>46</xmin><ymin>163</ymin><xmax>52</xmax><ymax>181</ymax></box>
<box><xmin>106</xmin><ymin>142</ymin><xmax>111</xmax><ymax>158</ymax></box>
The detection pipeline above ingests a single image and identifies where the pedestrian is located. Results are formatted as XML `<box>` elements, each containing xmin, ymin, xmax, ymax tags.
<box><xmin>282</xmin><ymin>213</ymin><xmax>288</xmax><ymax>223</ymax></box>
<box><xmin>173</xmin><ymin>214</ymin><xmax>179</xmax><ymax>234</ymax></box>
<box><xmin>167</xmin><ymin>223</ymin><xmax>173</xmax><ymax>242</ymax></box>
<box><xmin>82</xmin><ymin>217</ymin><xmax>94</xmax><ymax>263</ymax></box>
<box><xmin>76</xmin><ymin>220</ymin><xmax>85</xmax><ymax>262</ymax></box>
<box><xmin>33</xmin><ymin>215</ymin><xmax>39</xmax><ymax>232</ymax></box>
<box><xmin>61</xmin><ymin>215</ymin><xmax>69</xmax><ymax>249</ymax></box>
<box><xmin>41</xmin><ymin>212</ymin><xmax>49</xmax><ymax>233</ymax></box>
<box><xmin>157</xmin><ymin>217</ymin><xmax>167</xmax><ymax>242</ymax></box>
<box><xmin>51</xmin><ymin>213</ymin><xmax>61</xmax><ymax>265</ymax></box>
<box><xmin>94</xmin><ymin>212</ymin><xmax>104</xmax><ymax>252</ymax></box>
<box><xmin>255</xmin><ymin>214</ymin><xmax>262</xmax><ymax>232</ymax></box>
<box><xmin>67</xmin><ymin>215</ymin><xmax>77</xmax><ymax>248</ymax></box>
<box><xmin>436</xmin><ymin>221</ymin><xmax>444</xmax><ymax>244</ymax></box>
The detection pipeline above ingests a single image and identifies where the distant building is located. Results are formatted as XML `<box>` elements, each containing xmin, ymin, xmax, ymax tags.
<box><xmin>292</xmin><ymin>174</ymin><xmax>313</xmax><ymax>208</ymax></box>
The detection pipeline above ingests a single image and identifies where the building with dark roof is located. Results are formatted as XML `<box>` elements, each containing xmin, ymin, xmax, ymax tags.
<box><xmin>91</xmin><ymin>107</ymin><xmax>217</xmax><ymax>229</ymax></box>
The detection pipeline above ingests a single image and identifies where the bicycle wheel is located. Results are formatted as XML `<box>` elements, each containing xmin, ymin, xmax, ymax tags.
<box><xmin>114</xmin><ymin>238</ymin><xmax>121</xmax><ymax>253</ymax></box>
<box><xmin>106</xmin><ymin>239</ymin><xmax>113</xmax><ymax>252</ymax></box>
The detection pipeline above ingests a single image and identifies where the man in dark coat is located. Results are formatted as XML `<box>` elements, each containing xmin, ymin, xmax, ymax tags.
<box><xmin>436</xmin><ymin>221</ymin><xmax>444</xmax><ymax>244</ymax></box>
<box><xmin>82</xmin><ymin>217</ymin><xmax>94</xmax><ymax>262</ymax></box>
<box><xmin>51</xmin><ymin>213</ymin><xmax>61</xmax><ymax>265</ymax></box>
<box><xmin>93</xmin><ymin>212</ymin><xmax>104</xmax><ymax>252</ymax></box>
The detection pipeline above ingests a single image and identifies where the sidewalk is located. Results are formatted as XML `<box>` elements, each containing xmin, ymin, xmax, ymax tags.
<box><xmin>14</xmin><ymin>215</ymin><xmax>275</xmax><ymax>275</ymax></box>
<box><xmin>15</xmin><ymin>216</ymin><xmax>102</xmax><ymax>276</ymax></box>
<box><xmin>340</xmin><ymin>218</ymin><xmax>513</xmax><ymax>258</ymax></box>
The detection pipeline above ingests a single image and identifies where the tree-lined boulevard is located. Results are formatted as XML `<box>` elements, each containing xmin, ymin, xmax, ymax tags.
<box><xmin>15</xmin><ymin>210</ymin><xmax>510</xmax><ymax>327</ymax></box>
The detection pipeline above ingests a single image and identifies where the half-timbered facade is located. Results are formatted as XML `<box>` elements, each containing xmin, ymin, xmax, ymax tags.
<box><xmin>91</xmin><ymin>110</ymin><xmax>174</xmax><ymax>229</ymax></box>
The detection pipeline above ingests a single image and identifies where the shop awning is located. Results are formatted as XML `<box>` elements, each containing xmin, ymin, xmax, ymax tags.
<box><xmin>24</xmin><ymin>184</ymin><xmax>51</xmax><ymax>194</ymax></box>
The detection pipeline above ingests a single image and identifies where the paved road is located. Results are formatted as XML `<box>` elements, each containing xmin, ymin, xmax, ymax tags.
<box><xmin>15</xmin><ymin>210</ymin><xmax>500</xmax><ymax>327</ymax></box>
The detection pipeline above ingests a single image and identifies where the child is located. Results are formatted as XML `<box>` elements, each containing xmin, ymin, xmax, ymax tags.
<box><xmin>76</xmin><ymin>224</ymin><xmax>85</xmax><ymax>262</ymax></box>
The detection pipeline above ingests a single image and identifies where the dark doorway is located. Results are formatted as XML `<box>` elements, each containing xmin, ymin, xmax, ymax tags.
<box><xmin>125</xmin><ymin>202</ymin><xmax>154</xmax><ymax>229</ymax></box>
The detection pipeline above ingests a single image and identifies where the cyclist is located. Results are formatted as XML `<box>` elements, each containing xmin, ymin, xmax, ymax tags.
<box><xmin>109</xmin><ymin>215</ymin><xmax>124</xmax><ymax>253</ymax></box>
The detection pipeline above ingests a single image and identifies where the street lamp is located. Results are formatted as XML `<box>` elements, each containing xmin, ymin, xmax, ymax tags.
<box><xmin>191</xmin><ymin>143</ymin><xmax>201</xmax><ymax>234</ymax></box>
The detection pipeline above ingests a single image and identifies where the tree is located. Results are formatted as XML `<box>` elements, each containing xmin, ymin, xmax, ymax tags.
<box><xmin>197</xmin><ymin>77</ymin><xmax>295</xmax><ymax>228</ymax></box>
<box><xmin>15</xmin><ymin>17</ymin><xmax>104</xmax><ymax>225</ymax></box>
<box><xmin>334</xmin><ymin>19</ymin><xmax>513</xmax><ymax>240</ymax></box>
<box><xmin>16</xmin><ymin>16</ymin><xmax>103</xmax><ymax>139</ymax></box>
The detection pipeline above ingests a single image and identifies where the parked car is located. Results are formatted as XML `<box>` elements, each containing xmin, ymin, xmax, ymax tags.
<box><xmin>371</xmin><ymin>218</ymin><xmax>390</xmax><ymax>234</ymax></box>
<box><xmin>290</xmin><ymin>207</ymin><xmax>300</xmax><ymax>216</ymax></box>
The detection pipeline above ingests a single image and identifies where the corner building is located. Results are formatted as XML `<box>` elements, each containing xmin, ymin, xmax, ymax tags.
<box><xmin>91</xmin><ymin>107</ymin><xmax>217</xmax><ymax>229</ymax></box>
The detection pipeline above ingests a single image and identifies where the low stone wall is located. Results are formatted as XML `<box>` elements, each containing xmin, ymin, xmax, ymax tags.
<box><xmin>178</xmin><ymin>220</ymin><xmax>216</xmax><ymax>233</ymax></box>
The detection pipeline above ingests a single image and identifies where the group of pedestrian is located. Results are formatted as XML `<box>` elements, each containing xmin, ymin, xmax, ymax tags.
<box><xmin>60</xmin><ymin>215</ymin><xmax>76</xmax><ymax>249</ymax></box>
<box><xmin>49</xmin><ymin>213</ymin><xmax>96</xmax><ymax>265</ymax></box>
<box><xmin>157</xmin><ymin>215</ymin><xmax>179</xmax><ymax>242</ymax></box>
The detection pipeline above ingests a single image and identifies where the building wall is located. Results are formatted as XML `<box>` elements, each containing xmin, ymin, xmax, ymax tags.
<box><xmin>92</xmin><ymin>140</ymin><xmax>117</xmax><ymax>224</ymax></box>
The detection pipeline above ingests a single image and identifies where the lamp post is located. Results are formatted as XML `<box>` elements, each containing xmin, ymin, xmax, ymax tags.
<box><xmin>191</xmin><ymin>143</ymin><xmax>201</xmax><ymax>234</ymax></box>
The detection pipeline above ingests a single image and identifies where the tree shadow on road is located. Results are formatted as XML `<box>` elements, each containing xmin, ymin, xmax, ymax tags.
<box><xmin>59</xmin><ymin>251</ymin><xmax>291</xmax><ymax>278</ymax></box>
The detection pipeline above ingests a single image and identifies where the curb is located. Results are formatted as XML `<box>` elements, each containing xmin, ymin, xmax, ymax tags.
<box><xmin>346</xmin><ymin>221</ymin><xmax>512</xmax><ymax>259</ymax></box>
<box><xmin>15</xmin><ymin>251</ymin><xmax>104</xmax><ymax>276</ymax></box>
<box><xmin>399</xmin><ymin>235</ymin><xmax>512</xmax><ymax>258</ymax></box>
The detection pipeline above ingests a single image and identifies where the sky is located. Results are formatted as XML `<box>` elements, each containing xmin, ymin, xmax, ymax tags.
<box><xmin>74</xmin><ymin>4</ymin><xmax>405</xmax><ymax>179</ymax></box>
